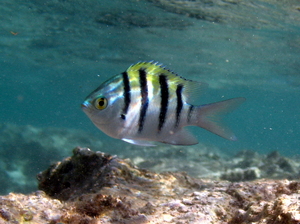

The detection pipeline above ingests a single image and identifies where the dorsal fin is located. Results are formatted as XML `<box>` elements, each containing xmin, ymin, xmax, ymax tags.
<box><xmin>127</xmin><ymin>61</ymin><xmax>207</xmax><ymax>104</ymax></box>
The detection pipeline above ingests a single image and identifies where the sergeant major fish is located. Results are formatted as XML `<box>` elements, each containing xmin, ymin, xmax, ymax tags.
<box><xmin>81</xmin><ymin>62</ymin><xmax>245</xmax><ymax>146</ymax></box>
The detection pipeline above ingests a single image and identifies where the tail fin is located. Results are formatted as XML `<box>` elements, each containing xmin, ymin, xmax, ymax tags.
<box><xmin>195</xmin><ymin>97</ymin><xmax>246</xmax><ymax>141</ymax></box>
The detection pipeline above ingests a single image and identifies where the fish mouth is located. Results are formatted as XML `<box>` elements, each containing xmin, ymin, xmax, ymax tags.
<box><xmin>81</xmin><ymin>102</ymin><xmax>94</xmax><ymax>116</ymax></box>
<box><xmin>81</xmin><ymin>102</ymin><xmax>93</xmax><ymax>113</ymax></box>
<box><xmin>81</xmin><ymin>103</ymin><xmax>108</xmax><ymax>126</ymax></box>
<box><xmin>81</xmin><ymin>102</ymin><xmax>89</xmax><ymax>109</ymax></box>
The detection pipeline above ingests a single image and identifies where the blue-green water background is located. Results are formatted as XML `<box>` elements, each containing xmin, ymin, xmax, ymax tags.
<box><xmin>0</xmin><ymin>0</ymin><xmax>300</xmax><ymax>193</ymax></box>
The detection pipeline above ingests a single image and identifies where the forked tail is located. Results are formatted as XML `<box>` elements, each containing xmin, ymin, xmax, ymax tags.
<box><xmin>195</xmin><ymin>97</ymin><xmax>246</xmax><ymax>140</ymax></box>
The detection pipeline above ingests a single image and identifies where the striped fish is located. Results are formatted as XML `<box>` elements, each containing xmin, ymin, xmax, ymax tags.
<box><xmin>81</xmin><ymin>62</ymin><xmax>245</xmax><ymax>146</ymax></box>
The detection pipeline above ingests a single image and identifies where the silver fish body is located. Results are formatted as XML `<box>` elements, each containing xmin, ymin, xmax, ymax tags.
<box><xmin>82</xmin><ymin>62</ymin><xmax>245</xmax><ymax>146</ymax></box>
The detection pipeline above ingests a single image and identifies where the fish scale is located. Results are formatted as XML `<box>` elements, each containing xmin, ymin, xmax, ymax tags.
<box><xmin>82</xmin><ymin>61</ymin><xmax>245</xmax><ymax>146</ymax></box>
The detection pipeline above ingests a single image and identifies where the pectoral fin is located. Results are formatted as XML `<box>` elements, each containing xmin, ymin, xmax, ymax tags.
<box><xmin>159</xmin><ymin>129</ymin><xmax>199</xmax><ymax>145</ymax></box>
<box><xmin>122</xmin><ymin>138</ymin><xmax>157</xmax><ymax>146</ymax></box>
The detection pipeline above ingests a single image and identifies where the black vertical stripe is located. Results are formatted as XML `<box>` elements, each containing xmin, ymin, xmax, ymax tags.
<box><xmin>175</xmin><ymin>84</ymin><xmax>184</xmax><ymax>128</ymax></box>
<box><xmin>121</xmin><ymin>72</ymin><xmax>131</xmax><ymax>120</ymax></box>
<box><xmin>138</xmin><ymin>68</ymin><xmax>149</xmax><ymax>133</ymax></box>
<box><xmin>158</xmin><ymin>74</ymin><xmax>169</xmax><ymax>132</ymax></box>
<box><xmin>187</xmin><ymin>105</ymin><xmax>194</xmax><ymax>123</ymax></box>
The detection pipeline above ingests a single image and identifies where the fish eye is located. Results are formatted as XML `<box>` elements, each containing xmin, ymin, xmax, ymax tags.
<box><xmin>94</xmin><ymin>97</ymin><xmax>108</xmax><ymax>110</ymax></box>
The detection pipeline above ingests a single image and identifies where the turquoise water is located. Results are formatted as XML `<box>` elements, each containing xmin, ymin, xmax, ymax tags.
<box><xmin>0</xmin><ymin>0</ymin><xmax>300</xmax><ymax>194</ymax></box>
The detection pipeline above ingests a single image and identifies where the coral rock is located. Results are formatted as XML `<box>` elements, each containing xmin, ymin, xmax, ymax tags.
<box><xmin>0</xmin><ymin>147</ymin><xmax>299</xmax><ymax>223</ymax></box>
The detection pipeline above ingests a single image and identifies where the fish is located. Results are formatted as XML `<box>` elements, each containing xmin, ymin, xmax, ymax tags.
<box><xmin>81</xmin><ymin>61</ymin><xmax>245</xmax><ymax>146</ymax></box>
